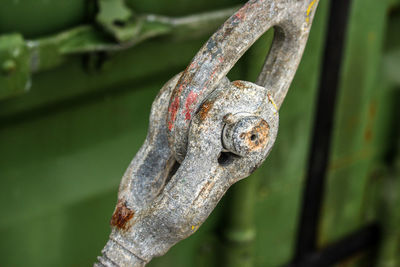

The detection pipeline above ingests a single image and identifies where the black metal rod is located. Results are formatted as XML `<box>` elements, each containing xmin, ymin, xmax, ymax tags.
<box><xmin>292</xmin><ymin>0</ymin><xmax>353</xmax><ymax>261</ymax></box>
<box><xmin>286</xmin><ymin>223</ymin><xmax>381</xmax><ymax>267</ymax></box>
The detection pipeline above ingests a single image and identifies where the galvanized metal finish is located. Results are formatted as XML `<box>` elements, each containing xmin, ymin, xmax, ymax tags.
<box><xmin>168</xmin><ymin>0</ymin><xmax>319</xmax><ymax>162</ymax></box>
<box><xmin>96</xmin><ymin>0</ymin><xmax>319</xmax><ymax>266</ymax></box>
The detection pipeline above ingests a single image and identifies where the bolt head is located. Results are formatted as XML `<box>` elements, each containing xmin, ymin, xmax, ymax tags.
<box><xmin>222</xmin><ymin>113</ymin><xmax>270</xmax><ymax>156</ymax></box>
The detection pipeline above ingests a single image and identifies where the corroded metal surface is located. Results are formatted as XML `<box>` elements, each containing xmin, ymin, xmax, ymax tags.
<box><xmin>168</xmin><ymin>0</ymin><xmax>319</xmax><ymax>162</ymax></box>
<box><xmin>96</xmin><ymin>0</ymin><xmax>319</xmax><ymax>266</ymax></box>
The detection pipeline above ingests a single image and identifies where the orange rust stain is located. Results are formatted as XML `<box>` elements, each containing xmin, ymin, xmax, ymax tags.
<box><xmin>232</xmin><ymin>80</ymin><xmax>248</xmax><ymax>90</ymax></box>
<box><xmin>240</xmin><ymin>120</ymin><xmax>270</xmax><ymax>151</ymax></box>
<box><xmin>198</xmin><ymin>100</ymin><xmax>214</xmax><ymax>121</ymax></box>
<box><xmin>110</xmin><ymin>200</ymin><xmax>134</xmax><ymax>230</ymax></box>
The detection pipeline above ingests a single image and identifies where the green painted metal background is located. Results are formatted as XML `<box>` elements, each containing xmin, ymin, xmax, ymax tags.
<box><xmin>0</xmin><ymin>0</ymin><xmax>399</xmax><ymax>266</ymax></box>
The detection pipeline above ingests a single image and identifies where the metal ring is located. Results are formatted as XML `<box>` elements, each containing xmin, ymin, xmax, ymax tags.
<box><xmin>167</xmin><ymin>0</ymin><xmax>319</xmax><ymax>162</ymax></box>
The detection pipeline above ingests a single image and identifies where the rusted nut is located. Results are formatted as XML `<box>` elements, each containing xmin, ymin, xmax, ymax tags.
<box><xmin>222</xmin><ymin>113</ymin><xmax>270</xmax><ymax>156</ymax></box>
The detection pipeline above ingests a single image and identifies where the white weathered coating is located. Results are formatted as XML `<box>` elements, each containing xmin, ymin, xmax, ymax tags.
<box><xmin>96</xmin><ymin>0</ymin><xmax>319</xmax><ymax>266</ymax></box>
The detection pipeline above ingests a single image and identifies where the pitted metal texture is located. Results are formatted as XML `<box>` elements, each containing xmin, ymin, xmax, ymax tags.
<box><xmin>97</xmin><ymin>76</ymin><xmax>279</xmax><ymax>266</ymax></box>
<box><xmin>167</xmin><ymin>0</ymin><xmax>319</xmax><ymax>162</ymax></box>
<box><xmin>95</xmin><ymin>0</ymin><xmax>319</xmax><ymax>266</ymax></box>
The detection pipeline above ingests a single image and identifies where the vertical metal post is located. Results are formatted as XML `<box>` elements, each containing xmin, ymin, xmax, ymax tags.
<box><xmin>292</xmin><ymin>0</ymin><xmax>352</xmax><ymax>262</ymax></box>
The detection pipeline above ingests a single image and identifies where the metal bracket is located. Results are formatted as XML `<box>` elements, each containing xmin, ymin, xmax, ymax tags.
<box><xmin>0</xmin><ymin>7</ymin><xmax>236</xmax><ymax>100</ymax></box>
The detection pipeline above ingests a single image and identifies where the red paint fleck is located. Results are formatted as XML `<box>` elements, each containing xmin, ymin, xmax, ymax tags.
<box><xmin>234</xmin><ymin>9</ymin><xmax>246</xmax><ymax>20</ymax></box>
<box><xmin>168</xmin><ymin>95</ymin><xmax>180</xmax><ymax>131</ymax></box>
<box><xmin>168</xmin><ymin>56</ymin><xmax>221</xmax><ymax>128</ymax></box>
<box><xmin>168</xmin><ymin>77</ymin><xmax>189</xmax><ymax>131</ymax></box>
<box><xmin>184</xmin><ymin>91</ymin><xmax>199</xmax><ymax>121</ymax></box>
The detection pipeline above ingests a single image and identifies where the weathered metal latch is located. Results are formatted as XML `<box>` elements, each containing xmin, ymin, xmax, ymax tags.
<box><xmin>96</xmin><ymin>0</ymin><xmax>319</xmax><ymax>266</ymax></box>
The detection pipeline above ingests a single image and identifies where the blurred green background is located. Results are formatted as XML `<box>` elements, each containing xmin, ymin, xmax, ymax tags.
<box><xmin>0</xmin><ymin>0</ymin><xmax>399</xmax><ymax>266</ymax></box>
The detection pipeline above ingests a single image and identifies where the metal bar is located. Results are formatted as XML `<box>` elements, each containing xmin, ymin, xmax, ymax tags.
<box><xmin>292</xmin><ymin>0</ymin><xmax>352</xmax><ymax>261</ymax></box>
<box><xmin>0</xmin><ymin>6</ymin><xmax>238</xmax><ymax>100</ymax></box>
<box><xmin>287</xmin><ymin>224</ymin><xmax>380</xmax><ymax>267</ymax></box>
<box><xmin>376</xmin><ymin>131</ymin><xmax>400</xmax><ymax>266</ymax></box>
<box><xmin>27</xmin><ymin>6</ymin><xmax>239</xmax><ymax>73</ymax></box>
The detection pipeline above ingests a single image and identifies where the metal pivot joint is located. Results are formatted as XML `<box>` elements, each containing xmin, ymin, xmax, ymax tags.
<box><xmin>96</xmin><ymin>0</ymin><xmax>319</xmax><ymax>266</ymax></box>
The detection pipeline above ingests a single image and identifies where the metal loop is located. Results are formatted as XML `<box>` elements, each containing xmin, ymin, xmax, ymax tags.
<box><xmin>167</xmin><ymin>0</ymin><xmax>319</xmax><ymax>162</ymax></box>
